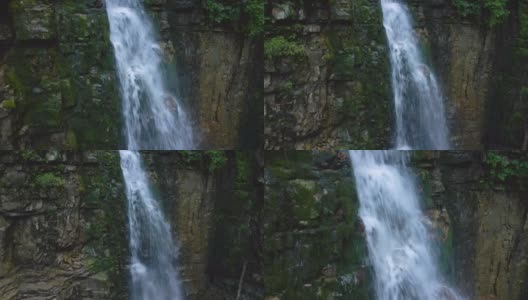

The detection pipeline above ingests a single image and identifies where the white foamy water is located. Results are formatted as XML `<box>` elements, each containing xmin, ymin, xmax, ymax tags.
<box><xmin>120</xmin><ymin>150</ymin><xmax>184</xmax><ymax>300</ymax></box>
<box><xmin>350</xmin><ymin>151</ymin><xmax>463</xmax><ymax>300</ymax></box>
<box><xmin>106</xmin><ymin>0</ymin><xmax>194</xmax><ymax>149</ymax></box>
<box><xmin>381</xmin><ymin>0</ymin><xmax>450</xmax><ymax>149</ymax></box>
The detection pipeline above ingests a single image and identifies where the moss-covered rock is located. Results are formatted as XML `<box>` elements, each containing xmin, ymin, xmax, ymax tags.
<box><xmin>0</xmin><ymin>1</ymin><xmax>121</xmax><ymax>149</ymax></box>
<box><xmin>264</xmin><ymin>0</ymin><xmax>390</xmax><ymax>149</ymax></box>
<box><xmin>9</xmin><ymin>0</ymin><xmax>56</xmax><ymax>41</ymax></box>
<box><xmin>264</xmin><ymin>151</ymin><xmax>371</xmax><ymax>299</ymax></box>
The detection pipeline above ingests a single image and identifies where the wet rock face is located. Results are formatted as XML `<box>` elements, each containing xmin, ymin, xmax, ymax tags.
<box><xmin>0</xmin><ymin>151</ymin><xmax>263</xmax><ymax>300</ymax></box>
<box><xmin>142</xmin><ymin>152</ymin><xmax>264</xmax><ymax>300</ymax></box>
<box><xmin>0</xmin><ymin>151</ymin><xmax>113</xmax><ymax>299</ymax></box>
<box><xmin>264</xmin><ymin>151</ymin><xmax>370</xmax><ymax>298</ymax></box>
<box><xmin>409</xmin><ymin>0</ymin><xmax>528</xmax><ymax>150</ymax></box>
<box><xmin>407</xmin><ymin>0</ymin><xmax>495</xmax><ymax>149</ymax></box>
<box><xmin>264</xmin><ymin>0</ymin><xmax>391</xmax><ymax>150</ymax></box>
<box><xmin>412</xmin><ymin>151</ymin><xmax>528</xmax><ymax>300</ymax></box>
<box><xmin>0</xmin><ymin>0</ymin><xmax>261</xmax><ymax>149</ymax></box>
<box><xmin>151</xmin><ymin>1</ymin><xmax>262</xmax><ymax>149</ymax></box>
<box><xmin>0</xmin><ymin>0</ymin><xmax>121</xmax><ymax>150</ymax></box>
<box><xmin>145</xmin><ymin>153</ymin><xmax>216</xmax><ymax>298</ymax></box>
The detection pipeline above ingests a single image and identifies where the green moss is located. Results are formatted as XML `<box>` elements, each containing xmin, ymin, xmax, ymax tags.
<box><xmin>34</xmin><ymin>172</ymin><xmax>65</xmax><ymax>188</ymax></box>
<box><xmin>452</xmin><ymin>0</ymin><xmax>509</xmax><ymax>26</ymax></box>
<box><xmin>323</xmin><ymin>6</ymin><xmax>390</xmax><ymax>149</ymax></box>
<box><xmin>204</xmin><ymin>0</ymin><xmax>263</xmax><ymax>37</ymax></box>
<box><xmin>264</xmin><ymin>151</ymin><xmax>371</xmax><ymax>298</ymax></box>
<box><xmin>27</xmin><ymin>93</ymin><xmax>63</xmax><ymax>128</ymax></box>
<box><xmin>177</xmin><ymin>151</ymin><xmax>228</xmax><ymax>172</ymax></box>
<box><xmin>264</xmin><ymin>36</ymin><xmax>305</xmax><ymax>60</ymax></box>
<box><xmin>206</xmin><ymin>151</ymin><xmax>228</xmax><ymax>172</ymax></box>
<box><xmin>84</xmin><ymin>152</ymin><xmax>127</xmax><ymax>300</ymax></box>
<box><xmin>65</xmin><ymin>130</ymin><xmax>78</xmax><ymax>149</ymax></box>
<box><xmin>60</xmin><ymin>79</ymin><xmax>76</xmax><ymax>108</ymax></box>
<box><xmin>5</xmin><ymin>68</ymin><xmax>30</xmax><ymax>102</ymax></box>
<box><xmin>484</xmin><ymin>152</ymin><xmax>528</xmax><ymax>184</ymax></box>
<box><xmin>20</xmin><ymin>150</ymin><xmax>42</xmax><ymax>161</ymax></box>
<box><xmin>1</xmin><ymin>99</ymin><xmax>16</xmax><ymax>109</ymax></box>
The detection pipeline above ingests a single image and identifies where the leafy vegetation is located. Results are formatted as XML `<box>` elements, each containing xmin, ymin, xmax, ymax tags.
<box><xmin>484</xmin><ymin>152</ymin><xmax>528</xmax><ymax>183</ymax></box>
<box><xmin>204</xmin><ymin>0</ymin><xmax>264</xmax><ymax>37</ymax></box>
<box><xmin>207</xmin><ymin>151</ymin><xmax>228</xmax><ymax>172</ymax></box>
<box><xmin>20</xmin><ymin>150</ymin><xmax>41</xmax><ymax>161</ymax></box>
<box><xmin>264</xmin><ymin>36</ymin><xmax>305</xmax><ymax>60</ymax></box>
<box><xmin>179</xmin><ymin>151</ymin><xmax>228</xmax><ymax>172</ymax></box>
<box><xmin>34</xmin><ymin>172</ymin><xmax>65</xmax><ymax>188</ymax></box>
<box><xmin>452</xmin><ymin>0</ymin><xmax>509</xmax><ymax>26</ymax></box>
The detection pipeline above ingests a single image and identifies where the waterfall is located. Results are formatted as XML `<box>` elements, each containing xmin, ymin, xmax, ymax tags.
<box><xmin>106</xmin><ymin>0</ymin><xmax>194</xmax><ymax>150</ymax></box>
<box><xmin>381</xmin><ymin>0</ymin><xmax>450</xmax><ymax>150</ymax></box>
<box><xmin>349</xmin><ymin>151</ymin><xmax>463</xmax><ymax>300</ymax></box>
<box><xmin>120</xmin><ymin>150</ymin><xmax>184</xmax><ymax>300</ymax></box>
<box><xmin>105</xmin><ymin>0</ymin><xmax>190</xmax><ymax>297</ymax></box>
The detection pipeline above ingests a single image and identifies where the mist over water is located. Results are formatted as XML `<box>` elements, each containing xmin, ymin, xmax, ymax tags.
<box><xmin>106</xmin><ymin>0</ymin><xmax>194</xmax><ymax>150</ymax></box>
<box><xmin>381</xmin><ymin>0</ymin><xmax>450</xmax><ymax>150</ymax></box>
<box><xmin>350</xmin><ymin>151</ymin><xmax>463</xmax><ymax>300</ymax></box>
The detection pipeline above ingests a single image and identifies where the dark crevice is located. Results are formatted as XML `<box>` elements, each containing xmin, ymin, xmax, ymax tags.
<box><xmin>0</xmin><ymin>1</ymin><xmax>9</xmax><ymax>25</ymax></box>
<box><xmin>493</xmin><ymin>261</ymin><xmax>501</xmax><ymax>296</ymax></box>
<box><xmin>13</xmin><ymin>39</ymin><xmax>58</xmax><ymax>48</ymax></box>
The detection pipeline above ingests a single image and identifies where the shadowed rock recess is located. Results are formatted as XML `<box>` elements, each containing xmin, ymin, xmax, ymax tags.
<box><xmin>264</xmin><ymin>151</ymin><xmax>527</xmax><ymax>300</ymax></box>
<box><xmin>264</xmin><ymin>0</ymin><xmax>528</xmax><ymax>150</ymax></box>
<box><xmin>0</xmin><ymin>0</ymin><xmax>262</xmax><ymax>150</ymax></box>
<box><xmin>0</xmin><ymin>151</ymin><xmax>264</xmax><ymax>300</ymax></box>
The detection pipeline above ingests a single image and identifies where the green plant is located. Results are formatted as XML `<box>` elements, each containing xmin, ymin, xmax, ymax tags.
<box><xmin>34</xmin><ymin>172</ymin><xmax>65</xmax><ymax>188</ymax></box>
<box><xmin>204</xmin><ymin>0</ymin><xmax>263</xmax><ymax>37</ymax></box>
<box><xmin>484</xmin><ymin>152</ymin><xmax>528</xmax><ymax>182</ymax></box>
<box><xmin>205</xmin><ymin>0</ymin><xmax>239</xmax><ymax>23</ymax></box>
<box><xmin>180</xmin><ymin>151</ymin><xmax>202</xmax><ymax>164</ymax></box>
<box><xmin>244</xmin><ymin>0</ymin><xmax>264</xmax><ymax>37</ymax></box>
<box><xmin>452</xmin><ymin>0</ymin><xmax>481</xmax><ymax>17</ymax></box>
<box><xmin>20</xmin><ymin>150</ymin><xmax>41</xmax><ymax>161</ymax></box>
<box><xmin>206</xmin><ymin>151</ymin><xmax>228</xmax><ymax>172</ymax></box>
<box><xmin>484</xmin><ymin>0</ymin><xmax>509</xmax><ymax>26</ymax></box>
<box><xmin>178</xmin><ymin>151</ymin><xmax>227</xmax><ymax>172</ymax></box>
<box><xmin>452</xmin><ymin>0</ymin><xmax>509</xmax><ymax>26</ymax></box>
<box><xmin>264</xmin><ymin>36</ymin><xmax>305</xmax><ymax>60</ymax></box>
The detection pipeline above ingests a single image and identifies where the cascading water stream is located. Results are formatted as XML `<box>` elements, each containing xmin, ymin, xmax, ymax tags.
<box><xmin>349</xmin><ymin>151</ymin><xmax>463</xmax><ymax>300</ymax></box>
<box><xmin>381</xmin><ymin>0</ymin><xmax>450</xmax><ymax>150</ymax></box>
<box><xmin>105</xmin><ymin>1</ymin><xmax>188</xmax><ymax>298</ymax></box>
<box><xmin>120</xmin><ymin>150</ymin><xmax>184</xmax><ymax>300</ymax></box>
<box><xmin>106</xmin><ymin>0</ymin><xmax>194</xmax><ymax>150</ymax></box>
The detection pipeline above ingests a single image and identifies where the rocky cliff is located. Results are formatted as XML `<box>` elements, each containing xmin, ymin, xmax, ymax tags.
<box><xmin>412</xmin><ymin>151</ymin><xmax>528</xmax><ymax>300</ymax></box>
<box><xmin>264</xmin><ymin>150</ymin><xmax>528</xmax><ymax>300</ymax></box>
<box><xmin>408</xmin><ymin>0</ymin><xmax>496</xmax><ymax>149</ymax></box>
<box><xmin>264</xmin><ymin>0</ymin><xmax>528</xmax><ymax>150</ymax></box>
<box><xmin>410</xmin><ymin>0</ymin><xmax>528</xmax><ymax>150</ymax></box>
<box><xmin>0</xmin><ymin>150</ymin><xmax>125</xmax><ymax>300</ymax></box>
<box><xmin>264</xmin><ymin>0</ymin><xmax>391</xmax><ymax>150</ymax></box>
<box><xmin>0</xmin><ymin>150</ymin><xmax>264</xmax><ymax>300</ymax></box>
<box><xmin>0</xmin><ymin>0</ymin><xmax>262</xmax><ymax>150</ymax></box>
<box><xmin>264</xmin><ymin>151</ymin><xmax>371</xmax><ymax>298</ymax></box>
